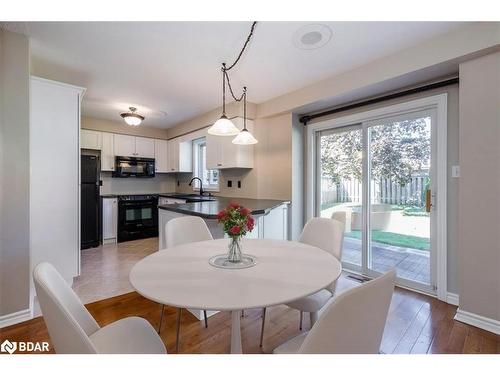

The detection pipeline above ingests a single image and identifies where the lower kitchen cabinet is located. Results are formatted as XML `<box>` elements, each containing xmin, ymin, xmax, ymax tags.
<box><xmin>158</xmin><ymin>203</ymin><xmax>289</xmax><ymax>249</ymax></box>
<box><xmin>102</xmin><ymin>197</ymin><xmax>118</xmax><ymax>243</ymax></box>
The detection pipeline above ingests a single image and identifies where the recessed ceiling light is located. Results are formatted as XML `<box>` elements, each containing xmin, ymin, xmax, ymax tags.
<box><xmin>293</xmin><ymin>24</ymin><xmax>333</xmax><ymax>50</ymax></box>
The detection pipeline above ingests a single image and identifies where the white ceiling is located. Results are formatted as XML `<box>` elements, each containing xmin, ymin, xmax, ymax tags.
<box><xmin>4</xmin><ymin>22</ymin><xmax>467</xmax><ymax>128</ymax></box>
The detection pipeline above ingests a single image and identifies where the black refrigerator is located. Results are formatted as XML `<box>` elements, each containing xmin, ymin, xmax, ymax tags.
<box><xmin>81</xmin><ymin>154</ymin><xmax>101</xmax><ymax>249</ymax></box>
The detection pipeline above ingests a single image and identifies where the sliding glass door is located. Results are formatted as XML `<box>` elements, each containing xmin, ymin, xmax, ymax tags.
<box><xmin>315</xmin><ymin>108</ymin><xmax>437</xmax><ymax>293</ymax></box>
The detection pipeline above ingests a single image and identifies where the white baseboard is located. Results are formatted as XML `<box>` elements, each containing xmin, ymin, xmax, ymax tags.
<box><xmin>0</xmin><ymin>308</ymin><xmax>33</xmax><ymax>329</ymax></box>
<box><xmin>455</xmin><ymin>309</ymin><xmax>500</xmax><ymax>335</ymax></box>
<box><xmin>446</xmin><ymin>292</ymin><xmax>459</xmax><ymax>306</ymax></box>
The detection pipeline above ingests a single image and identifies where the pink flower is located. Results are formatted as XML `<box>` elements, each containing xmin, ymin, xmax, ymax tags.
<box><xmin>246</xmin><ymin>217</ymin><xmax>255</xmax><ymax>231</ymax></box>
<box><xmin>229</xmin><ymin>202</ymin><xmax>241</xmax><ymax>209</ymax></box>
<box><xmin>217</xmin><ymin>210</ymin><xmax>227</xmax><ymax>222</ymax></box>
<box><xmin>229</xmin><ymin>225</ymin><xmax>241</xmax><ymax>235</ymax></box>
<box><xmin>240</xmin><ymin>207</ymin><xmax>251</xmax><ymax>217</ymax></box>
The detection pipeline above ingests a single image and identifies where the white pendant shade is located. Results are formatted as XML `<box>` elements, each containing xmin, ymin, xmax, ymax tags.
<box><xmin>208</xmin><ymin>115</ymin><xmax>240</xmax><ymax>136</ymax></box>
<box><xmin>232</xmin><ymin>128</ymin><xmax>258</xmax><ymax>145</ymax></box>
<box><xmin>123</xmin><ymin>116</ymin><xmax>142</xmax><ymax>126</ymax></box>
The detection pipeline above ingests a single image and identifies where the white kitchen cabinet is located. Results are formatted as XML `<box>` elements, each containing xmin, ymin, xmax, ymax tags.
<box><xmin>114</xmin><ymin>134</ymin><xmax>136</xmax><ymax>157</ymax></box>
<box><xmin>113</xmin><ymin>134</ymin><xmax>155</xmax><ymax>158</ymax></box>
<box><xmin>154</xmin><ymin>139</ymin><xmax>169</xmax><ymax>173</ymax></box>
<box><xmin>102</xmin><ymin>197</ymin><xmax>118</xmax><ymax>243</ymax></box>
<box><xmin>206</xmin><ymin>117</ymin><xmax>254</xmax><ymax>169</ymax></box>
<box><xmin>101</xmin><ymin>132</ymin><xmax>115</xmax><ymax>171</ymax></box>
<box><xmin>81</xmin><ymin>129</ymin><xmax>102</xmax><ymax>150</ymax></box>
<box><xmin>135</xmin><ymin>137</ymin><xmax>155</xmax><ymax>158</ymax></box>
<box><xmin>167</xmin><ymin>138</ymin><xmax>192</xmax><ymax>173</ymax></box>
<box><xmin>30</xmin><ymin>76</ymin><xmax>85</xmax><ymax>282</ymax></box>
<box><xmin>262</xmin><ymin>203</ymin><xmax>289</xmax><ymax>240</ymax></box>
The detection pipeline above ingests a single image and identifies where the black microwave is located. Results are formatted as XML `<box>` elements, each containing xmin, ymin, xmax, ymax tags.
<box><xmin>113</xmin><ymin>156</ymin><xmax>155</xmax><ymax>178</ymax></box>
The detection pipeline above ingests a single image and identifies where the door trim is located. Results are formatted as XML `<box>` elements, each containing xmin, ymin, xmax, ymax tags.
<box><xmin>306</xmin><ymin>93</ymin><xmax>448</xmax><ymax>301</ymax></box>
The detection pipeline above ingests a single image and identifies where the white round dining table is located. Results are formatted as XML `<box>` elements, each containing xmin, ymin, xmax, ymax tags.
<box><xmin>129</xmin><ymin>238</ymin><xmax>342</xmax><ymax>354</ymax></box>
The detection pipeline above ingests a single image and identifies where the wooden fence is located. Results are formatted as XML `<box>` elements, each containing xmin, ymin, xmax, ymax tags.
<box><xmin>321</xmin><ymin>170</ymin><xmax>429</xmax><ymax>207</ymax></box>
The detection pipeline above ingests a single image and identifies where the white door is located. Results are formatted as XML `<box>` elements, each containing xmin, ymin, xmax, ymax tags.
<box><xmin>135</xmin><ymin>137</ymin><xmax>155</xmax><ymax>158</ymax></box>
<box><xmin>154</xmin><ymin>139</ymin><xmax>168</xmax><ymax>173</ymax></box>
<box><xmin>101</xmin><ymin>132</ymin><xmax>115</xmax><ymax>171</ymax></box>
<box><xmin>314</xmin><ymin>104</ymin><xmax>443</xmax><ymax>295</ymax></box>
<box><xmin>114</xmin><ymin>134</ymin><xmax>136</xmax><ymax>157</ymax></box>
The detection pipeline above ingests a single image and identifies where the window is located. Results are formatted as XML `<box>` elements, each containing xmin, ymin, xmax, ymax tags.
<box><xmin>193</xmin><ymin>137</ymin><xmax>219</xmax><ymax>191</ymax></box>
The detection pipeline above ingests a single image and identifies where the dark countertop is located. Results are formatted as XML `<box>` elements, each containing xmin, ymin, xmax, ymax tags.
<box><xmin>100</xmin><ymin>192</ymin><xmax>178</xmax><ymax>199</ymax></box>
<box><xmin>158</xmin><ymin>196</ymin><xmax>290</xmax><ymax>219</ymax></box>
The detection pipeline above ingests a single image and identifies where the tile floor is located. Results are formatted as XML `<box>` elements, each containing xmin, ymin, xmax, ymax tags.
<box><xmin>72</xmin><ymin>237</ymin><xmax>158</xmax><ymax>304</ymax></box>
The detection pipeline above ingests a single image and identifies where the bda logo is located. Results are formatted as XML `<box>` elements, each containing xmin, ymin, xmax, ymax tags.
<box><xmin>1</xmin><ymin>340</ymin><xmax>17</xmax><ymax>354</ymax></box>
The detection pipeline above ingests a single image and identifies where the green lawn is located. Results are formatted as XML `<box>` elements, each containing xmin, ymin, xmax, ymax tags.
<box><xmin>345</xmin><ymin>230</ymin><xmax>429</xmax><ymax>251</ymax></box>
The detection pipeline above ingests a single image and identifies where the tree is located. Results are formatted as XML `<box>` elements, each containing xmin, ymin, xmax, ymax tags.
<box><xmin>321</xmin><ymin>118</ymin><xmax>430</xmax><ymax>186</ymax></box>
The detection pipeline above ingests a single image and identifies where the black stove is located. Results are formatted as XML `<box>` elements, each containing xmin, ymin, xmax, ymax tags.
<box><xmin>117</xmin><ymin>195</ymin><xmax>158</xmax><ymax>242</ymax></box>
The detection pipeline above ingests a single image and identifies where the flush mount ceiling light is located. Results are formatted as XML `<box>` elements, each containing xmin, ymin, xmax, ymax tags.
<box><xmin>208</xmin><ymin>22</ymin><xmax>258</xmax><ymax>144</ymax></box>
<box><xmin>120</xmin><ymin>107</ymin><xmax>145</xmax><ymax>126</ymax></box>
<box><xmin>293</xmin><ymin>24</ymin><xmax>332</xmax><ymax>50</ymax></box>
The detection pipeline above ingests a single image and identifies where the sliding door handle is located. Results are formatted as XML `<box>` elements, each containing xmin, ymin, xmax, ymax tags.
<box><xmin>425</xmin><ymin>189</ymin><xmax>432</xmax><ymax>212</ymax></box>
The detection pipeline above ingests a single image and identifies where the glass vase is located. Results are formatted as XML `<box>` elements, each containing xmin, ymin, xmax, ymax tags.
<box><xmin>227</xmin><ymin>236</ymin><xmax>242</xmax><ymax>263</ymax></box>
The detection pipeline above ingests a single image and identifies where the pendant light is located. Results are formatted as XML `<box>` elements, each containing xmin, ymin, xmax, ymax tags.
<box><xmin>207</xmin><ymin>63</ymin><xmax>240</xmax><ymax>136</ymax></box>
<box><xmin>120</xmin><ymin>107</ymin><xmax>144</xmax><ymax>126</ymax></box>
<box><xmin>207</xmin><ymin>22</ymin><xmax>259</xmax><ymax>144</ymax></box>
<box><xmin>232</xmin><ymin>87</ymin><xmax>258</xmax><ymax>145</ymax></box>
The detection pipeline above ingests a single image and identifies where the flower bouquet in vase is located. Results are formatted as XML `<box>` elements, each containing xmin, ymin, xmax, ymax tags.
<box><xmin>210</xmin><ymin>203</ymin><xmax>257</xmax><ymax>269</ymax></box>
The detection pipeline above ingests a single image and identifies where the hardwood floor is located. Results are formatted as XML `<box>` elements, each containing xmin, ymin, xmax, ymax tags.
<box><xmin>2</xmin><ymin>274</ymin><xmax>499</xmax><ymax>354</ymax></box>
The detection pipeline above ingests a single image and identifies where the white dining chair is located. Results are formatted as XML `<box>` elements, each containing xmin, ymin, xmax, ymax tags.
<box><xmin>33</xmin><ymin>262</ymin><xmax>166</xmax><ymax>354</ymax></box>
<box><xmin>260</xmin><ymin>217</ymin><xmax>344</xmax><ymax>347</ymax></box>
<box><xmin>273</xmin><ymin>269</ymin><xmax>396</xmax><ymax>354</ymax></box>
<box><xmin>160</xmin><ymin>216</ymin><xmax>213</xmax><ymax>352</ymax></box>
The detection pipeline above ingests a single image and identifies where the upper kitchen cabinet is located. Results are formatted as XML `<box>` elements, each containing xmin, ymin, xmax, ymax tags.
<box><xmin>114</xmin><ymin>134</ymin><xmax>155</xmax><ymax>158</ymax></box>
<box><xmin>135</xmin><ymin>137</ymin><xmax>155</xmax><ymax>158</ymax></box>
<box><xmin>81</xmin><ymin>129</ymin><xmax>102</xmax><ymax>150</ymax></box>
<box><xmin>206</xmin><ymin>117</ymin><xmax>254</xmax><ymax>169</ymax></box>
<box><xmin>114</xmin><ymin>134</ymin><xmax>135</xmax><ymax>157</ymax></box>
<box><xmin>167</xmin><ymin>138</ymin><xmax>192</xmax><ymax>173</ymax></box>
<box><xmin>154</xmin><ymin>139</ymin><xmax>169</xmax><ymax>173</ymax></box>
<box><xmin>101</xmin><ymin>132</ymin><xmax>115</xmax><ymax>171</ymax></box>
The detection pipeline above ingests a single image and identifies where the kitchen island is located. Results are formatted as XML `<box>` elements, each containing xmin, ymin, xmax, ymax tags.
<box><xmin>158</xmin><ymin>195</ymin><xmax>290</xmax><ymax>249</ymax></box>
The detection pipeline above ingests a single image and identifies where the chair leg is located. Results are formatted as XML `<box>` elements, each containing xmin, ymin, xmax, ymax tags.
<box><xmin>259</xmin><ymin>307</ymin><xmax>266</xmax><ymax>347</ymax></box>
<box><xmin>203</xmin><ymin>310</ymin><xmax>208</xmax><ymax>328</ymax></box>
<box><xmin>310</xmin><ymin>311</ymin><xmax>318</xmax><ymax>328</ymax></box>
<box><xmin>176</xmin><ymin>308</ymin><xmax>183</xmax><ymax>353</ymax></box>
<box><xmin>158</xmin><ymin>304</ymin><xmax>165</xmax><ymax>334</ymax></box>
<box><xmin>299</xmin><ymin>310</ymin><xmax>303</xmax><ymax>331</ymax></box>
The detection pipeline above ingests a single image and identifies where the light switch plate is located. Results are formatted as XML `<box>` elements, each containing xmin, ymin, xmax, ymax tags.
<box><xmin>451</xmin><ymin>165</ymin><xmax>460</xmax><ymax>178</ymax></box>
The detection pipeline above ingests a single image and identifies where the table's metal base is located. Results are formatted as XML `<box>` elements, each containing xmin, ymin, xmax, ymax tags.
<box><xmin>209</xmin><ymin>254</ymin><xmax>257</xmax><ymax>269</ymax></box>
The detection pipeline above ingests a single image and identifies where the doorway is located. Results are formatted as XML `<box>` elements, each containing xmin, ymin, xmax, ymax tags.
<box><xmin>307</xmin><ymin>94</ymin><xmax>447</xmax><ymax>297</ymax></box>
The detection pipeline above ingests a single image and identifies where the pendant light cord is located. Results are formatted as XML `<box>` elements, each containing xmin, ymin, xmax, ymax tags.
<box><xmin>225</xmin><ymin>22</ymin><xmax>257</xmax><ymax>72</ymax></box>
<box><xmin>220</xmin><ymin>21</ymin><xmax>257</xmax><ymax>118</ymax></box>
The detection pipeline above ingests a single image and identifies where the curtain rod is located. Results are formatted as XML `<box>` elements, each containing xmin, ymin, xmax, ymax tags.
<box><xmin>299</xmin><ymin>77</ymin><xmax>459</xmax><ymax>125</ymax></box>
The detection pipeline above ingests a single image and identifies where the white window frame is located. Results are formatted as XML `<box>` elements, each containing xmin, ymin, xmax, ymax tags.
<box><xmin>192</xmin><ymin>137</ymin><xmax>219</xmax><ymax>192</ymax></box>
<box><xmin>305</xmin><ymin>93</ymin><xmax>448</xmax><ymax>302</ymax></box>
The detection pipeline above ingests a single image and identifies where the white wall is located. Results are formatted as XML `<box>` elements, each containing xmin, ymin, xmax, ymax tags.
<box><xmin>0</xmin><ymin>29</ymin><xmax>31</xmax><ymax>316</ymax></box>
<box><xmin>458</xmin><ymin>52</ymin><xmax>500</xmax><ymax>322</ymax></box>
<box><xmin>100</xmin><ymin>173</ymin><xmax>176</xmax><ymax>195</ymax></box>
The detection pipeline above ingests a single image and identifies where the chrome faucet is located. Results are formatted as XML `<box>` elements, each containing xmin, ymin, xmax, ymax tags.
<box><xmin>188</xmin><ymin>177</ymin><xmax>204</xmax><ymax>196</ymax></box>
